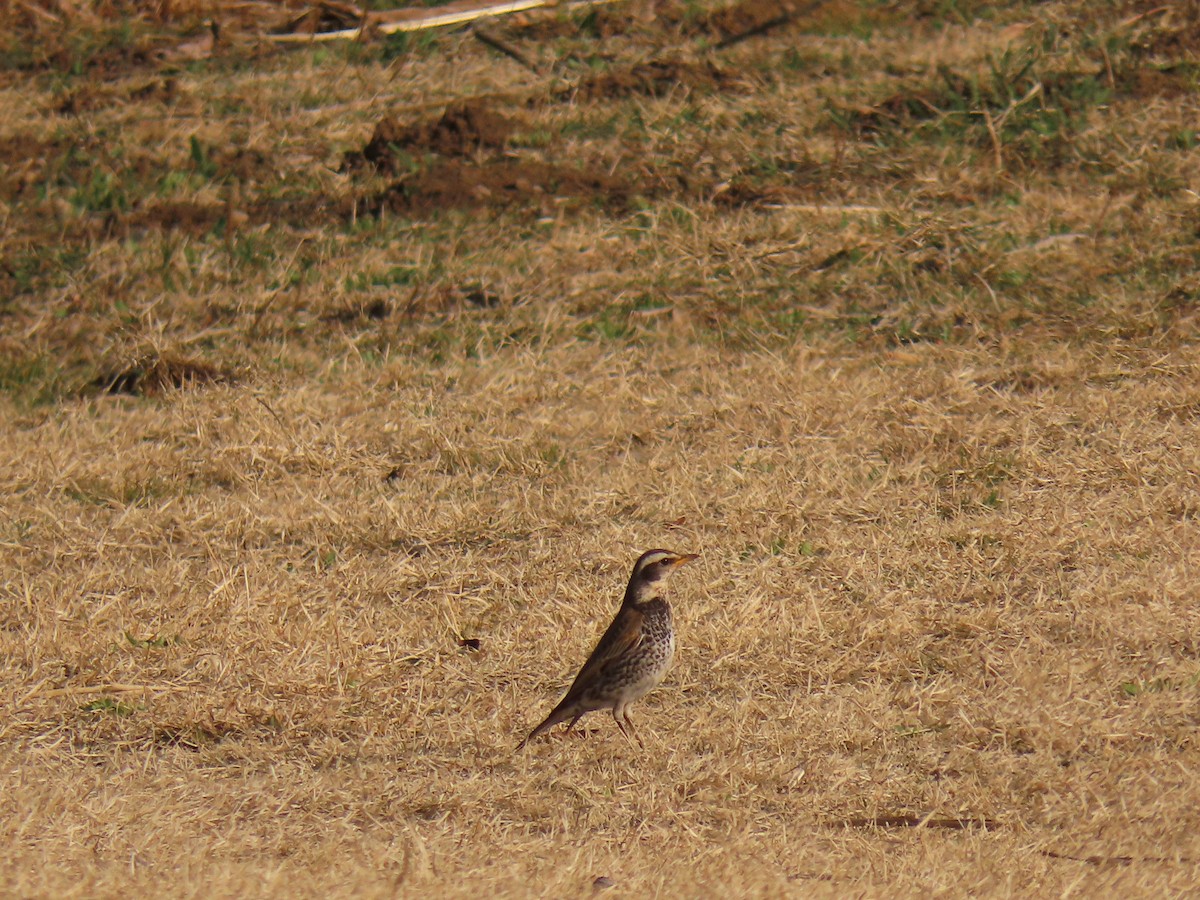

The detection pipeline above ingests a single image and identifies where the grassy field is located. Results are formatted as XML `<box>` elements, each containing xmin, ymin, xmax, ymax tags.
<box><xmin>3</xmin><ymin>0</ymin><xmax>1200</xmax><ymax>895</ymax></box>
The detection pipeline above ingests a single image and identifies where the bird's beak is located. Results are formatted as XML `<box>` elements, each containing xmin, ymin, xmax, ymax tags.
<box><xmin>673</xmin><ymin>553</ymin><xmax>700</xmax><ymax>566</ymax></box>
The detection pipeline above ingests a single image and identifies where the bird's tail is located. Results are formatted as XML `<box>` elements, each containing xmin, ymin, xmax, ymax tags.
<box><xmin>516</xmin><ymin>701</ymin><xmax>579</xmax><ymax>751</ymax></box>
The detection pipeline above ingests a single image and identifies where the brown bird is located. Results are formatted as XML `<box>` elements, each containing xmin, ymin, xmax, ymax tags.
<box><xmin>518</xmin><ymin>549</ymin><xmax>699</xmax><ymax>750</ymax></box>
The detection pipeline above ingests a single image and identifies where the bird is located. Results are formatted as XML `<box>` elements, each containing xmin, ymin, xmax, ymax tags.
<box><xmin>518</xmin><ymin>548</ymin><xmax>699</xmax><ymax>750</ymax></box>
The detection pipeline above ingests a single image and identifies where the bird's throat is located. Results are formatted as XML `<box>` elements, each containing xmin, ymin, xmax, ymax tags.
<box><xmin>625</xmin><ymin>584</ymin><xmax>666</xmax><ymax>607</ymax></box>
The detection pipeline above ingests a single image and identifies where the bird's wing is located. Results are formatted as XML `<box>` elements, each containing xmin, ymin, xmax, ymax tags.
<box><xmin>561</xmin><ymin>607</ymin><xmax>643</xmax><ymax>699</ymax></box>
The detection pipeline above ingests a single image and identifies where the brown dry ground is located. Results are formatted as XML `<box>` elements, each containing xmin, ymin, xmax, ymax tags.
<box><xmin>3</xmin><ymin>0</ymin><xmax>1200</xmax><ymax>896</ymax></box>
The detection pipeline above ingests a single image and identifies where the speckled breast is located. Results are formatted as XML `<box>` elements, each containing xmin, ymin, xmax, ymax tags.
<box><xmin>630</xmin><ymin>599</ymin><xmax>675</xmax><ymax>688</ymax></box>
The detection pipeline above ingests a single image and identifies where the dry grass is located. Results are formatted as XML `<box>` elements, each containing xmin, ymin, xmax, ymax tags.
<box><xmin>3</xmin><ymin>0</ymin><xmax>1200</xmax><ymax>895</ymax></box>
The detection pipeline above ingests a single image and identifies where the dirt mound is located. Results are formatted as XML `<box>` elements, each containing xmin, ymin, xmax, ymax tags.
<box><xmin>56</xmin><ymin>77</ymin><xmax>180</xmax><ymax>115</ymax></box>
<box><xmin>506</xmin><ymin>0</ymin><xmax>688</xmax><ymax>40</ymax></box>
<box><xmin>1130</xmin><ymin>8</ymin><xmax>1200</xmax><ymax>60</ymax></box>
<box><xmin>573</xmin><ymin>58</ymin><xmax>745</xmax><ymax>101</ymax></box>
<box><xmin>93</xmin><ymin>192</ymin><xmax>349</xmax><ymax>240</ymax></box>
<box><xmin>92</xmin><ymin>352</ymin><xmax>232</xmax><ymax>396</ymax></box>
<box><xmin>372</xmin><ymin>158</ymin><xmax>642</xmax><ymax>216</ymax></box>
<box><xmin>1119</xmin><ymin>63</ymin><xmax>1198</xmax><ymax>99</ymax></box>
<box><xmin>121</xmin><ymin>201</ymin><xmax>229</xmax><ymax>235</ymax></box>
<box><xmin>698</xmin><ymin>0</ymin><xmax>797</xmax><ymax>43</ymax></box>
<box><xmin>349</xmin><ymin>100</ymin><xmax>516</xmax><ymax>171</ymax></box>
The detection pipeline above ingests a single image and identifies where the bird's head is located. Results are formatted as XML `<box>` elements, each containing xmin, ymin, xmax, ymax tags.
<box><xmin>625</xmin><ymin>548</ymin><xmax>699</xmax><ymax>602</ymax></box>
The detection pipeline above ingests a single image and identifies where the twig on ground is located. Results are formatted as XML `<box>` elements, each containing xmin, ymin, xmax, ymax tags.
<box><xmin>474</xmin><ymin>26</ymin><xmax>540</xmax><ymax>74</ymax></box>
<box><xmin>983</xmin><ymin>107</ymin><xmax>1002</xmax><ymax>171</ymax></box>
<box><xmin>1039</xmin><ymin>849</ymin><xmax>1196</xmax><ymax>866</ymax></box>
<box><xmin>839</xmin><ymin>814</ymin><xmax>1001</xmax><ymax>830</ymax></box>
<box><xmin>716</xmin><ymin>13</ymin><xmax>795</xmax><ymax>49</ymax></box>
<box><xmin>268</xmin><ymin>0</ymin><xmax>625</xmax><ymax>44</ymax></box>
<box><xmin>26</xmin><ymin>683</ymin><xmax>191</xmax><ymax>702</ymax></box>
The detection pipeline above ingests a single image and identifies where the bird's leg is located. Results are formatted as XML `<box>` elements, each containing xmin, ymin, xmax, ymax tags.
<box><xmin>622</xmin><ymin>710</ymin><xmax>645</xmax><ymax>749</ymax></box>
<box><xmin>564</xmin><ymin>713</ymin><xmax>585</xmax><ymax>738</ymax></box>
<box><xmin>612</xmin><ymin>707</ymin><xmax>636</xmax><ymax>746</ymax></box>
